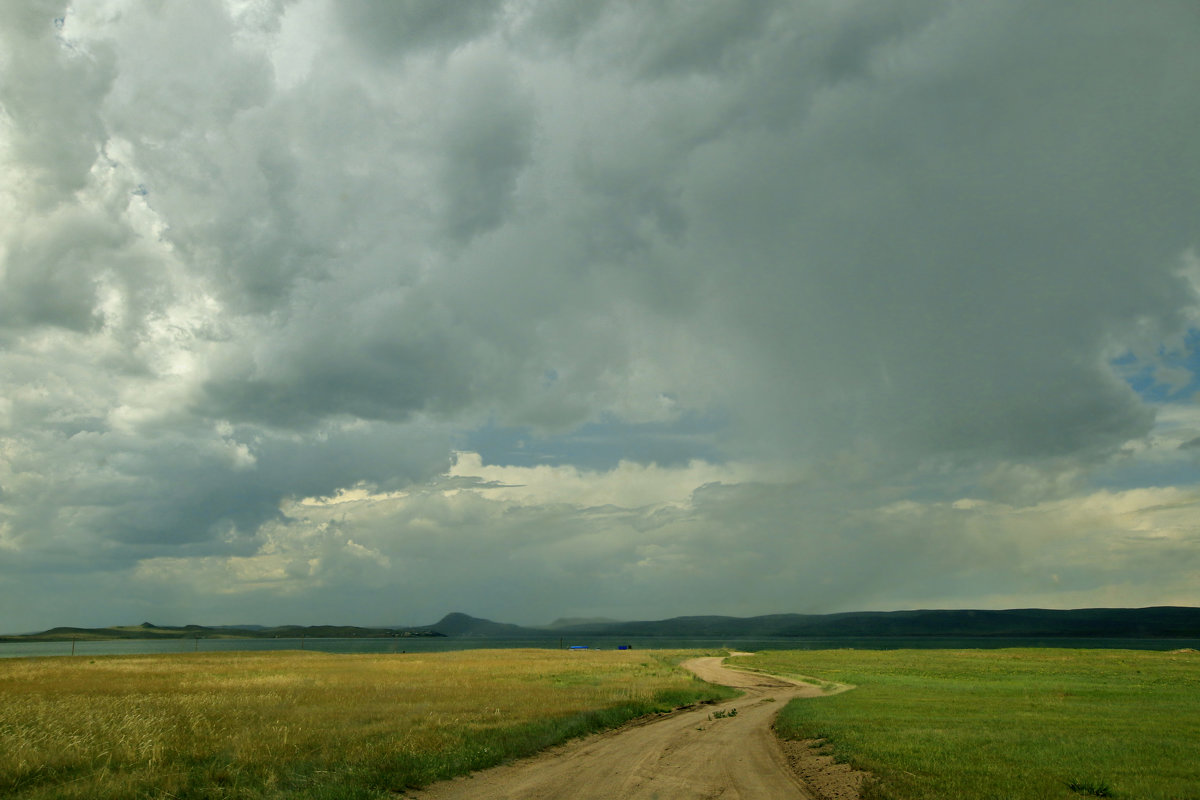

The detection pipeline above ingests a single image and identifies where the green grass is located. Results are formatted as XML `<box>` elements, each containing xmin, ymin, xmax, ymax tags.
<box><xmin>0</xmin><ymin>648</ymin><xmax>735</xmax><ymax>799</ymax></box>
<box><xmin>733</xmin><ymin>648</ymin><xmax>1200</xmax><ymax>800</ymax></box>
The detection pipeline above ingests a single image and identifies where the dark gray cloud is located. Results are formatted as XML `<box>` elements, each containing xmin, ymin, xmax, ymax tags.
<box><xmin>0</xmin><ymin>1</ymin><xmax>115</xmax><ymax>207</ymax></box>
<box><xmin>438</xmin><ymin>51</ymin><xmax>535</xmax><ymax>241</ymax></box>
<box><xmin>0</xmin><ymin>206</ymin><xmax>115</xmax><ymax>331</ymax></box>
<box><xmin>1</xmin><ymin>0</ymin><xmax>1199</xmax><ymax>631</ymax></box>
<box><xmin>335</xmin><ymin>0</ymin><xmax>500</xmax><ymax>59</ymax></box>
<box><xmin>614</xmin><ymin>0</ymin><xmax>777</xmax><ymax>79</ymax></box>
<box><xmin>677</xmin><ymin>0</ymin><xmax>1200</xmax><ymax>462</ymax></box>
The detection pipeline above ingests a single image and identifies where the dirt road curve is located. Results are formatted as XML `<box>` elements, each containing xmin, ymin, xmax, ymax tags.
<box><xmin>407</xmin><ymin>656</ymin><xmax>840</xmax><ymax>800</ymax></box>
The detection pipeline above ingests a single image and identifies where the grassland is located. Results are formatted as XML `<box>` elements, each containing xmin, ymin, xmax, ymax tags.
<box><xmin>0</xmin><ymin>648</ymin><xmax>734</xmax><ymax>799</ymax></box>
<box><xmin>732</xmin><ymin>648</ymin><xmax>1200</xmax><ymax>800</ymax></box>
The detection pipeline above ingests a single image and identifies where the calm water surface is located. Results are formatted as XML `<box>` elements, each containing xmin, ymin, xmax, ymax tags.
<box><xmin>3</xmin><ymin>635</ymin><xmax>1198</xmax><ymax>659</ymax></box>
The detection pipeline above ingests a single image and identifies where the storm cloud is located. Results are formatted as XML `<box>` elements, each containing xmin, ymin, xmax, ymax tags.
<box><xmin>1</xmin><ymin>0</ymin><xmax>1198</xmax><ymax>631</ymax></box>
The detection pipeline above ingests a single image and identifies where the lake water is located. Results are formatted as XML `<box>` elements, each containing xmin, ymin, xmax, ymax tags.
<box><xmin>3</xmin><ymin>635</ymin><xmax>1198</xmax><ymax>659</ymax></box>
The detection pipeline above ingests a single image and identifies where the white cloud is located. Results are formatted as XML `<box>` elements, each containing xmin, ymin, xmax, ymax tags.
<box><xmin>100</xmin><ymin>456</ymin><xmax>1200</xmax><ymax>626</ymax></box>
<box><xmin>445</xmin><ymin>451</ymin><xmax>765</xmax><ymax>509</ymax></box>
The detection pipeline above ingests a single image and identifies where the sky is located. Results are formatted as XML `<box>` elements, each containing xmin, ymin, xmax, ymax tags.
<box><xmin>2</xmin><ymin>0</ymin><xmax>1199</xmax><ymax>633</ymax></box>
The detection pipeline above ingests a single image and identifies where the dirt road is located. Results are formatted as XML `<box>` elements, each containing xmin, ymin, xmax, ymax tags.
<box><xmin>407</xmin><ymin>656</ymin><xmax>859</xmax><ymax>800</ymax></box>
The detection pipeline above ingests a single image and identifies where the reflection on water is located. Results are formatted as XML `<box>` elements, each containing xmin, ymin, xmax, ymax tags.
<box><xmin>3</xmin><ymin>635</ymin><xmax>1199</xmax><ymax>659</ymax></box>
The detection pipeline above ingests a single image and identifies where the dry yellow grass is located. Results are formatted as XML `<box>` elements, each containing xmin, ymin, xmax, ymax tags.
<box><xmin>0</xmin><ymin>648</ymin><xmax>730</xmax><ymax>799</ymax></box>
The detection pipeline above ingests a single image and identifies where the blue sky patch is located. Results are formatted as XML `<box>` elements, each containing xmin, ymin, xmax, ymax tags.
<box><xmin>1111</xmin><ymin>327</ymin><xmax>1200</xmax><ymax>403</ymax></box>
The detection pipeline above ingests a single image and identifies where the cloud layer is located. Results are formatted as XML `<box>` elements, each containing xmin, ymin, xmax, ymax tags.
<box><xmin>2</xmin><ymin>0</ymin><xmax>1198</xmax><ymax>630</ymax></box>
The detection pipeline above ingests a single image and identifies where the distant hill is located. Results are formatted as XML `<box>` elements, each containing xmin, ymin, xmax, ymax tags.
<box><xmin>416</xmin><ymin>612</ymin><xmax>544</xmax><ymax>638</ymax></box>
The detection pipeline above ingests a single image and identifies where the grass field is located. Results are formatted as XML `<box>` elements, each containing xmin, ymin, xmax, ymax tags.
<box><xmin>732</xmin><ymin>648</ymin><xmax>1200</xmax><ymax>800</ymax></box>
<box><xmin>0</xmin><ymin>648</ymin><xmax>733</xmax><ymax>799</ymax></box>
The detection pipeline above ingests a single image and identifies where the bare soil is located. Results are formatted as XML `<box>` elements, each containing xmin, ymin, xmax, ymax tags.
<box><xmin>406</xmin><ymin>655</ymin><xmax>869</xmax><ymax>799</ymax></box>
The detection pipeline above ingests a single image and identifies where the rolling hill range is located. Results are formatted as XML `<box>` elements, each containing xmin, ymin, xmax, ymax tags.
<box><xmin>5</xmin><ymin>607</ymin><xmax>1197</xmax><ymax>641</ymax></box>
<box><xmin>0</xmin><ymin>622</ymin><xmax>444</xmax><ymax>642</ymax></box>
<box><xmin>424</xmin><ymin>607</ymin><xmax>1200</xmax><ymax>640</ymax></box>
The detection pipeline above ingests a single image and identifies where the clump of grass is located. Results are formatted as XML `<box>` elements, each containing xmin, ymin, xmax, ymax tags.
<box><xmin>737</xmin><ymin>648</ymin><xmax>1200</xmax><ymax>800</ymax></box>
<box><xmin>1066</xmin><ymin>778</ymin><xmax>1113</xmax><ymax>797</ymax></box>
<box><xmin>0</xmin><ymin>648</ymin><xmax>734</xmax><ymax>799</ymax></box>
